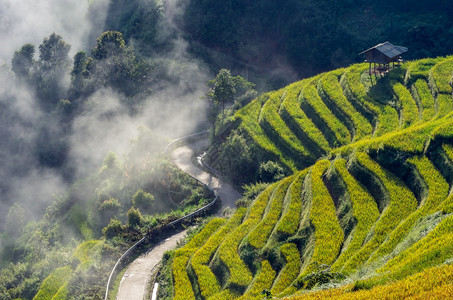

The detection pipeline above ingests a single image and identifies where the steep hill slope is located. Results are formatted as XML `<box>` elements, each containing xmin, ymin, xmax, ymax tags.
<box><xmin>168</xmin><ymin>56</ymin><xmax>453</xmax><ymax>298</ymax></box>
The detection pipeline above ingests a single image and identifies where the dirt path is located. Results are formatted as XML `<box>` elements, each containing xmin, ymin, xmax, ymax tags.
<box><xmin>116</xmin><ymin>230</ymin><xmax>187</xmax><ymax>300</ymax></box>
<box><xmin>171</xmin><ymin>138</ymin><xmax>241</xmax><ymax>211</ymax></box>
<box><xmin>116</xmin><ymin>138</ymin><xmax>241</xmax><ymax>299</ymax></box>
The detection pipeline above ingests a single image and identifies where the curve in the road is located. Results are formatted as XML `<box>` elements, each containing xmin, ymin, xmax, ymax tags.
<box><xmin>170</xmin><ymin>138</ymin><xmax>241</xmax><ymax>212</ymax></box>
<box><xmin>116</xmin><ymin>137</ymin><xmax>241</xmax><ymax>299</ymax></box>
<box><xmin>116</xmin><ymin>230</ymin><xmax>187</xmax><ymax>300</ymax></box>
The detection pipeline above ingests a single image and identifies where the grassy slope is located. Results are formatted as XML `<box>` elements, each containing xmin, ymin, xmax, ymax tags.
<box><xmin>171</xmin><ymin>56</ymin><xmax>453</xmax><ymax>299</ymax></box>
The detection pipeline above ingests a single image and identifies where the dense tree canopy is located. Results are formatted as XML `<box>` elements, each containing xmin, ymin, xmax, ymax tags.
<box><xmin>91</xmin><ymin>31</ymin><xmax>126</xmax><ymax>60</ymax></box>
<box><xmin>178</xmin><ymin>0</ymin><xmax>453</xmax><ymax>77</ymax></box>
<box><xmin>100</xmin><ymin>0</ymin><xmax>453</xmax><ymax>84</ymax></box>
<box><xmin>38</xmin><ymin>33</ymin><xmax>71</xmax><ymax>71</ymax></box>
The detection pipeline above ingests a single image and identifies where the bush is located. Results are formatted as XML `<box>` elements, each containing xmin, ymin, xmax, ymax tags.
<box><xmin>156</xmin><ymin>250</ymin><xmax>175</xmax><ymax>300</ymax></box>
<box><xmin>131</xmin><ymin>189</ymin><xmax>155</xmax><ymax>213</ymax></box>
<box><xmin>298</xmin><ymin>264</ymin><xmax>345</xmax><ymax>290</ymax></box>
<box><xmin>98</xmin><ymin>198</ymin><xmax>120</xmax><ymax>223</ymax></box>
<box><xmin>127</xmin><ymin>207</ymin><xmax>143</xmax><ymax>228</ymax></box>
<box><xmin>102</xmin><ymin>218</ymin><xmax>123</xmax><ymax>239</ymax></box>
<box><xmin>98</xmin><ymin>152</ymin><xmax>121</xmax><ymax>177</ymax></box>
<box><xmin>259</xmin><ymin>161</ymin><xmax>285</xmax><ymax>183</ymax></box>
<box><xmin>5</xmin><ymin>203</ymin><xmax>25</xmax><ymax>238</ymax></box>
<box><xmin>351</xmin><ymin>279</ymin><xmax>375</xmax><ymax>291</ymax></box>
<box><xmin>236</xmin><ymin>182</ymin><xmax>269</xmax><ymax>207</ymax></box>
<box><xmin>219</xmin><ymin>130</ymin><xmax>255</xmax><ymax>184</ymax></box>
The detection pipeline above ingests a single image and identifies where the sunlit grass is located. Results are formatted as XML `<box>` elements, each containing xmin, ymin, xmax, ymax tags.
<box><xmin>331</xmin><ymin>159</ymin><xmax>379</xmax><ymax>272</ymax></box>
<box><xmin>320</xmin><ymin>72</ymin><xmax>372</xmax><ymax>140</ymax></box>
<box><xmin>190</xmin><ymin>208</ymin><xmax>246</xmax><ymax>298</ymax></box>
<box><xmin>271</xmin><ymin>243</ymin><xmax>301</xmax><ymax>295</ymax></box>
<box><xmin>341</xmin><ymin>153</ymin><xmax>417</xmax><ymax>273</ymax></box>
<box><xmin>172</xmin><ymin>218</ymin><xmax>225</xmax><ymax>300</ymax></box>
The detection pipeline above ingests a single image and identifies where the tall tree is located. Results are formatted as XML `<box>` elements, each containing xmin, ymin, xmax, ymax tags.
<box><xmin>11</xmin><ymin>44</ymin><xmax>35</xmax><ymax>81</ymax></box>
<box><xmin>35</xmin><ymin>33</ymin><xmax>71</xmax><ymax>110</ymax></box>
<box><xmin>208</xmin><ymin>69</ymin><xmax>236</xmax><ymax>114</ymax></box>
<box><xmin>88</xmin><ymin>31</ymin><xmax>155</xmax><ymax>101</ymax></box>
<box><xmin>91</xmin><ymin>31</ymin><xmax>126</xmax><ymax>60</ymax></box>
<box><xmin>69</xmin><ymin>51</ymin><xmax>89</xmax><ymax>99</ymax></box>
<box><xmin>38</xmin><ymin>33</ymin><xmax>71</xmax><ymax>71</ymax></box>
<box><xmin>205</xmin><ymin>69</ymin><xmax>255</xmax><ymax>139</ymax></box>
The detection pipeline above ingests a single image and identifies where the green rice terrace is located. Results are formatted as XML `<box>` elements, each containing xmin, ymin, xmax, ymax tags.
<box><xmin>168</xmin><ymin>56</ymin><xmax>453</xmax><ymax>299</ymax></box>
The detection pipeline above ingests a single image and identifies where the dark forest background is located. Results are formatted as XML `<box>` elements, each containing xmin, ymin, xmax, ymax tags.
<box><xmin>106</xmin><ymin>0</ymin><xmax>453</xmax><ymax>87</ymax></box>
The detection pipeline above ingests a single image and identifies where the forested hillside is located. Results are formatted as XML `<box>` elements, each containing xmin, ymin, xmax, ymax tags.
<box><xmin>168</xmin><ymin>57</ymin><xmax>453</xmax><ymax>299</ymax></box>
<box><xmin>106</xmin><ymin>0</ymin><xmax>453</xmax><ymax>83</ymax></box>
<box><xmin>0</xmin><ymin>27</ymin><xmax>212</xmax><ymax>300</ymax></box>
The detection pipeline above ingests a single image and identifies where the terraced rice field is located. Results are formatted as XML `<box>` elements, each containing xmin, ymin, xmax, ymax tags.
<box><xmin>169</xmin><ymin>56</ymin><xmax>453</xmax><ymax>299</ymax></box>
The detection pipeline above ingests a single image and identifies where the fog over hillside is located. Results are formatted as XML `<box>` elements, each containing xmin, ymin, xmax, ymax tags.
<box><xmin>0</xmin><ymin>0</ymin><xmax>109</xmax><ymax>65</ymax></box>
<box><xmin>0</xmin><ymin>0</ymin><xmax>211</xmax><ymax>229</ymax></box>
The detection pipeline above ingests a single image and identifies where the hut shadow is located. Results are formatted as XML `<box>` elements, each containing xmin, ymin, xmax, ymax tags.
<box><xmin>365</xmin><ymin>68</ymin><xmax>404</xmax><ymax>106</ymax></box>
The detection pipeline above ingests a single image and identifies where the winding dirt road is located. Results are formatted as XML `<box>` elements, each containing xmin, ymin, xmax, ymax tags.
<box><xmin>170</xmin><ymin>138</ymin><xmax>241</xmax><ymax>212</ymax></box>
<box><xmin>116</xmin><ymin>138</ymin><xmax>241</xmax><ymax>299</ymax></box>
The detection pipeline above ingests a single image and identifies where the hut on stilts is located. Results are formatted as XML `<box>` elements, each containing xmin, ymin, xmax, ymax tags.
<box><xmin>359</xmin><ymin>41</ymin><xmax>408</xmax><ymax>75</ymax></box>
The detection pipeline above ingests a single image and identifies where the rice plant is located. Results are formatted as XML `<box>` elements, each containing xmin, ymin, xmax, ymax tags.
<box><xmin>247</xmin><ymin>176</ymin><xmax>294</xmax><ymax>249</ymax></box>
<box><xmin>276</xmin><ymin>169</ymin><xmax>310</xmax><ymax>236</ymax></box>
<box><xmin>320</xmin><ymin>73</ymin><xmax>372</xmax><ymax>140</ymax></box>
<box><xmin>173</xmin><ymin>218</ymin><xmax>226</xmax><ymax>300</ymax></box>
<box><xmin>331</xmin><ymin>159</ymin><xmax>379</xmax><ymax>271</ymax></box>
<box><xmin>190</xmin><ymin>208</ymin><xmax>246</xmax><ymax>298</ymax></box>
<box><xmin>341</xmin><ymin>153</ymin><xmax>417</xmax><ymax>273</ymax></box>
<box><xmin>391</xmin><ymin>81</ymin><xmax>419</xmax><ymax>128</ymax></box>
<box><xmin>369</xmin><ymin>155</ymin><xmax>449</xmax><ymax>261</ymax></box>
<box><xmin>280</xmin><ymin>79</ymin><xmax>331</xmax><ymax>153</ymax></box>
<box><xmin>306</xmin><ymin>160</ymin><xmax>343</xmax><ymax>273</ymax></box>
<box><xmin>412</xmin><ymin>79</ymin><xmax>435</xmax><ymax>121</ymax></box>
<box><xmin>238</xmin><ymin>260</ymin><xmax>276</xmax><ymax>300</ymax></box>
<box><xmin>301</xmin><ymin>81</ymin><xmax>351</xmax><ymax>146</ymax></box>
<box><xmin>271</xmin><ymin>243</ymin><xmax>301</xmax><ymax>295</ymax></box>
<box><xmin>216</xmin><ymin>183</ymin><xmax>277</xmax><ymax>289</ymax></box>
